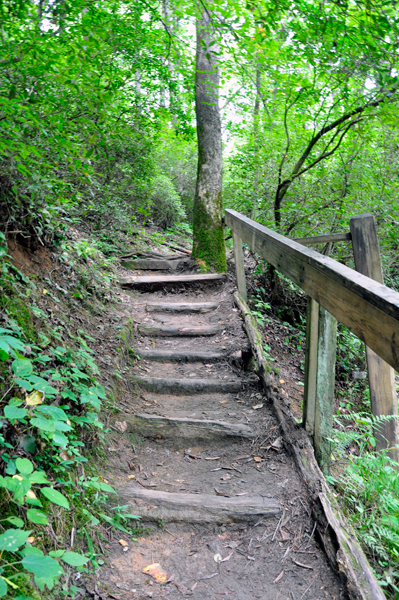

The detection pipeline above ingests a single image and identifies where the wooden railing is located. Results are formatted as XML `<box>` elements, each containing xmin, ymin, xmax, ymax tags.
<box><xmin>225</xmin><ymin>209</ymin><xmax>399</xmax><ymax>467</ymax></box>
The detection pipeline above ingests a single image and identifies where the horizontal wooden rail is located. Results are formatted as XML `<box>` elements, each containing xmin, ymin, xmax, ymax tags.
<box><xmin>225</xmin><ymin>209</ymin><xmax>399</xmax><ymax>371</ymax></box>
<box><xmin>294</xmin><ymin>232</ymin><xmax>352</xmax><ymax>245</ymax></box>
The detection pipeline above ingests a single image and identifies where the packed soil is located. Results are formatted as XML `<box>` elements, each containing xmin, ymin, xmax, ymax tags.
<box><xmin>95</xmin><ymin>259</ymin><xmax>347</xmax><ymax>600</ymax></box>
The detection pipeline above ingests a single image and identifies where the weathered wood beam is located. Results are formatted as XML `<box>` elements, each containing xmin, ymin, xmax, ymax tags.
<box><xmin>124</xmin><ymin>413</ymin><xmax>255</xmax><ymax>440</ymax></box>
<box><xmin>232</xmin><ymin>231</ymin><xmax>247</xmax><ymax>301</ymax></box>
<box><xmin>136</xmin><ymin>349</ymin><xmax>228</xmax><ymax>362</ymax></box>
<box><xmin>118</xmin><ymin>488</ymin><xmax>281</xmax><ymax>523</ymax></box>
<box><xmin>350</xmin><ymin>213</ymin><xmax>399</xmax><ymax>459</ymax></box>
<box><xmin>120</xmin><ymin>273</ymin><xmax>226</xmax><ymax>289</ymax></box>
<box><xmin>138</xmin><ymin>324</ymin><xmax>222</xmax><ymax>337</ymax></box>
<box><xmin>146</xmin><ymin>301</ymin><xmax>219</xmax><ymax>313</ymax></box>
<box><xmin>225</xmin><ymin>209</ymin><xmax>399</xmax><ymax>371</ymax></box>
<box><xmin>132</xmin><ymin>375</ymin><xmax>242</xmax><ymax>395</ymax></box>
<box><xmin>294</xmin><ymin>232</ymin><xmax>352</xmax><ymax>246</ymax></box>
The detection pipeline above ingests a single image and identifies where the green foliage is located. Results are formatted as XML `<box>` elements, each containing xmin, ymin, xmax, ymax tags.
<box><xmin>150</xmin><ymin>175</ymin><xmax>186</xmax><ymax>229</ymax></box>
<box><xmin>329</xmin><ymin>413</ymin><xmax>399</xmax><ymax>594</ymax></box>
<box><xmin>0</xmin><ymin>251</ymin><xmax>139</xmax><ymax>598</ymax></box>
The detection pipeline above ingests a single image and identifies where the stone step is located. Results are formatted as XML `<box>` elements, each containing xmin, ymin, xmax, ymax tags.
<box><xmin>119</xmin><ymin>273</ymin><xmax>226</xmax><ymax>289</ymax></box>
<box><xmin>138</xmin><ymin>324</ymin><xmax>222</xmax><ymax>337</ymax></box>
<box><xmin>119</xmin><ymin>488</ymin><xmax>281</xmax><ymax>523</ymax></box>
<box><xmin>132</xmin><ymin>375</ymin><xmax>242</xmax><ymax>395</ymax></box>
<box><xmin>146</xmin><ymin>301</ymin><xmax>219</xmax><ymax>313</ymax></box>
<box><xmin>136</xmin><ymin>349</ymin><xmax>231</xmax><ymax>362</ymax></box>
<box><xmin>124</xmin><ymin>413</ymin><xmax>255</xmax><ymax>440</ymax></box>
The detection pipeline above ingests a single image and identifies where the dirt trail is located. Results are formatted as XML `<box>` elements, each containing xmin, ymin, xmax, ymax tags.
<box><xmin>99</xmin><ymin>261</ymin><xmax>346</xmax><ymax>600</ymax></box>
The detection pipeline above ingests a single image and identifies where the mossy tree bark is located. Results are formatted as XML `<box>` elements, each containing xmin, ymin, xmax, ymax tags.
<box><xmin>192</xmin><ymin>10</ymin><xmax>226</xmax><ymax>273</ymax></box>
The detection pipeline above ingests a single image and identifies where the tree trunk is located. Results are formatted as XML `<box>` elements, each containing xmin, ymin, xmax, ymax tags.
<box><xmin>192</xmin><ymin>10</ymin><xmax>226</xmax><ymax>273</ymax></box>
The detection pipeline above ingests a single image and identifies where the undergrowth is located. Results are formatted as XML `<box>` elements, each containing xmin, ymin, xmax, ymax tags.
<box><xmin>329</xmin><ymin>413</ymin><xmax>399</xmax><ymax>596</ymax></box>
<box><xmin>0</xmin><ymin>232</ymin><xmax>140</xmax><ymax>598</ymax></box>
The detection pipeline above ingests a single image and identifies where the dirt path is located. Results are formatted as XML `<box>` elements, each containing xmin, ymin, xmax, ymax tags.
<box><xmin>98</xmin><ymin>262</ymin><xmax>346</xmax><ymax>600</ymax></box>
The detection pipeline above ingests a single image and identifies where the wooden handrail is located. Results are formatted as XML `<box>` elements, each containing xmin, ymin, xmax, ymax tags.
<box><xmin>294</xmin><ymin>232</ymin><xmax>352</xmax><ymax>245</ymax></box>
<box><xmin>225</xmin><ymin>209</ymin><xmax>399</xmax><ymax>372</ymax></box>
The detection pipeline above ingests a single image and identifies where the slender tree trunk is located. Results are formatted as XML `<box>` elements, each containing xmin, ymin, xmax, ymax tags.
<box><xmin>192</xmin><ymin>10</ymin><xmax>226</xmax><ymax>272</ymax></box>
<box><xmin>252</xmin><ymin>68</ymin><xmax>261</xmax><ymax>218</ymax></box>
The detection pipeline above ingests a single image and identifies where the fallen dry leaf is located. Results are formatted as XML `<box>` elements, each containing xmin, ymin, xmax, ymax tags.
<box><xmin>118</xmin><ymin>539</ymin><xmax>128</xmax><ymax>547</ymax></box>
<box><xmin>252</xmin><ymin>403</ymin><xmax>264</xmax><ymax>410</ymax></box>
<box><xmin>142</xmin><ymin>563</ymin><xmax>168</xmax><ymax>583</ymax></box>
<box><xmin>274</xmin><ymin>570</ymin><xmax>284</xmax><ymax>583</ymax></box>
<box><xmin>127</xmin><ymin>474</ymin><xmax>135</xmax><ymax>479</ymax></box>
<box><xmin>26</xmin><ymin>390</ymin><xmax>44</xmax><ymax>406</ymax></box>
<box><xmin>272</xmin><ymin>437</ymin><xmax>283</xmax><ymax>450</ymax></box>
<box><xmin>115</xmin><ymin>420</ymin><xmax>127</xmax><ymax>433</ymax></box>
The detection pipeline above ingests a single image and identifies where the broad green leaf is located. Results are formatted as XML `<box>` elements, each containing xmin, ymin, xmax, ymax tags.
<box><xmin>22</xmin><ymin>554</ymin><xmax>64</xmax><ymax>578</ymax></box>
<box><xmin>61</xmin><ymin>551</ymin><xmax>89</xmax><ymax>566</ymax></box>
<box><xmin>35</xmin><ymin>406</ymin><xmax>68</xmax><ymax>421</ymax></box>
<box><xmin>8</xmin><ymin>477</ymin><xmax>31</xmax><ymax>500</ymax></box>
<box><xmin>6</xmin><ymin>516</ymin><xmax>24</xmax><ymax>528</ymax></box>
<box><xmin>27</xmin><ymin>509</ymin><xmax>49</xmax><ymax>525</ymax></box>
<box><xmin>15</xmin><ymin>379</ymin><xmax>34</xmax><ymax>392</ymax></box>
<box><xmin>29</xmin><ymin>471</ymin><xmax>50</xmax><ymax>484</ymax></box>
<box><xmin>19</xmin><ymin>435</ymin><xmax>36</xmax><ymax>454</ymax></box>
<box><xmin>40</xmin><ymin>487</ymin><xmax>70</xmax><ymax>509</ymax></box>
<box><xmin>51</xmin><ymin>432</ymin><xmax>69</xmax><ymax>447</ymax></box>
<box><xmin>4</xmin><ymin>404</ymin><xmax>27</xmax><ymax>420</ymax></box>
<box><xmin>0</xmin><ymin>528</ymin><xmax>32</xmax><ymax>552</ymax></box>
<box><xmin>30</xmin><ymin>417</ymin><xmax>55</xmax><ymax>432</ymax></box>
<box><xmin>16</xmin><ymin>458</ymin><xmax>34</xmax><ymax>475</ymax></box>
<box><xmin>12</xmin><ymin>359</ymin><xmax>33</xmax><ymax>377</ymax></box>
<box><xmin>0</xmin><ymin>578</ymin><xmax>7</xmax><ymax>597</ymax></box>
<box><xmin>1</xmin><ymin>336</ymin><xmax>25</xmax><ymax>351</ymax></box>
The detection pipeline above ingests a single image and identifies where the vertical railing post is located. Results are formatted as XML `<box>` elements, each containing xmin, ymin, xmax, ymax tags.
<box><xmin>232</xmin><ymin>230</ymin><xmax>247</xmax><ymax>302</ymax></box>
<box><xmin>350</xmin><ymin>214</ymin><xmax>399</xmax><ymax>460</ymax></box>
<box><xmin>303</xmin><ymin>298</ymin><xmax>337</xmax><ymax>471</ymax></box>
<box><xmin>303</xmin><ymin>297</ymin><xmax>319</xmax><ymax>435</ymax></box>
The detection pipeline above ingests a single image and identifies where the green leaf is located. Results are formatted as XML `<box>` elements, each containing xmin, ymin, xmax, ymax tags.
<box><xmin>16</xmin><ymin>458</ymin><xmax>34</xmax><ymax>475</ymax></box>
<box><xmin>8</xmin><ymin>477</ymin><xmax>31</xmax><ymax>500</ymax></box>
<box><xmin>15</xmin><ymin>379</ymin><xmax>33</xmax><ymax>392</ymax></box>
<box><xmin>6</xmin><ymin>516</ymin><xmax>24</xmax><ymax>528</ymax></box>
<box><xmin>0</xmin><ymin>529</ymin><xmax>32</xmax><ymax>552</ymax></box>
<box><xmin>61</xmin><ymin>551</ymin><xmax>89</xmax><ymax>566</ymax></box>
<box><xmin>40</xmin><ymin>487</ymin><xmax>70</xmax><ymax>509</ymax></box>
<box><xmin>26</xmin><ymin>509</ymin><xmax>49</xmax><ymax>525</ymax></box>
<box><xmin>4</xmin><ymin>404</ymin><xmax>27</xmax><ymax>420</ymax></box>
<box><xmin>2</xmin><ymin>336</ymin><xmax>25</xmax><ymax>352</ymax></box>
<box><xmin>51</xmin><ymin>432</ymin><xmax>69</xmax><ymax>447</ymax></box>
<box><xmin>30</xmin><ymin>417</ymin><xmax>55</xmax><ymax>433</ymax></box>
<box><xmin>0</xmin><ymin>578</ymin><xmax>7</xmax><ymax>598</ymax></box>
<box><xmin>19</xmin><ymin>435</ymin><xmax>36</xmax><ymax>454</ymax></box>
<box><xmin>22</xmin><ymin>554</ymin><xmax>64</xmax><ymax>578</ymax></box>
<box><xmin>29</xmin><ymin>471</ymin><xmax>50</xmax><ymax>484</ymax></box>
<box><xmin>12</xmin><ymin>359</ymin><xmax>33</xmax><ymax>377</ymax></box>
<box><xmin>36</xmin><ymin>406</ymin><xmax>68</xmax><ymax>421</ymax></box>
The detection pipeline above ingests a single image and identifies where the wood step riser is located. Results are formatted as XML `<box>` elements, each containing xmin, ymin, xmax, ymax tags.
<box><xmin>121</xmin><ymin>259</ymin><xmax>183</xmax><ymax>271</ymax></box>
<box><xmin>146</xmin><ymin>301</ymin><xmax>219</xmax><ymax>313</ymax></box>
<box><xmin>138</xmin><ymin>325</ymin><xmax>222</xmax><ymax>337</ymax></box>
<box><xmin>120</xmin><ymin>273</ymin><xmax>227</xmax><ymax>289</ymax></box>
<box><xmin>132</xmin><ymin>375</ymin><xmax>242</xmax><ymax>395</ymax></box>
<box><xmin>119</xmin><ymin>488</ymin><xmax>281</xmax><ymax>524</ymax></box>
<box><xmin>135</xmin><ymin>349</ymin><xmax>229</xmax><ymax>362</ymax></box>
<box><xmin>124</xmin><ymin>414</ymin><xmax>255</xmax><ymax>440</ymax></box>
